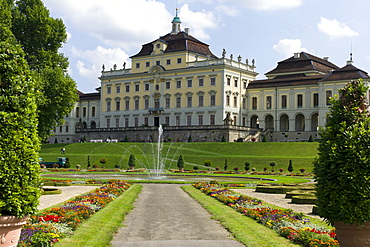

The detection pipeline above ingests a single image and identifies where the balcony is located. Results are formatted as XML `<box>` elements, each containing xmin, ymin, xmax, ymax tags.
<box><xmin>148</xmin><ymin>107</ymin><xmax>164</xmax><ymax>115</ymax></box>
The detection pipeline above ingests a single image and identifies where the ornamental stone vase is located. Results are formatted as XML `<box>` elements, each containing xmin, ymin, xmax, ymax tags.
<box><xmin>0</xmin><ymin>216</ymin><xmax>28</xmax><ymax>247</ymax></box>
<box><xmin>334</xmin><ymin>221</ymin><xmax>370</xmax><ymax>247</ymax></box>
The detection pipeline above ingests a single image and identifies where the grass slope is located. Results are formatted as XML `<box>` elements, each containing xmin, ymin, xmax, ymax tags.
<box><xmin>40</xmin><ymin>142</ymin><xmax>318</xmax><ymax>172</ymax></box>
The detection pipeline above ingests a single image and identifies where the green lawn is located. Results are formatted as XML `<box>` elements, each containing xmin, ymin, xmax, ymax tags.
<box><xmin>40</xmin><ymin>142</ymin><xmax>319</xmax><ymax>172</ymax></box>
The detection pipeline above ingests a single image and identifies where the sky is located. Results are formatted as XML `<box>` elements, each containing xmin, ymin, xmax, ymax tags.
<box><xmin>42</xmin><ymin>0</ymin><xmax>370</xmax><ymax>93</ymax></box>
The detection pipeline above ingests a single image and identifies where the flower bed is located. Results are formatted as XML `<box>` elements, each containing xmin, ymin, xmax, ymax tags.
<box><xmin>193</xmin><ymin>182</ymin><xmax>338</xmax><ymax>246</ymax></box>
<box><xmin>18</xmin><ymin>180</ymin><xmax>132</xmax><ymax>246</ymax></box>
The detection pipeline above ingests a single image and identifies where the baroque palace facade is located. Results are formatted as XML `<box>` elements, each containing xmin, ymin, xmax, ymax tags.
<box><xmin>49</xmin><ymin>14</ymin><xmax>370</xmax><ymax>143</ymax></box>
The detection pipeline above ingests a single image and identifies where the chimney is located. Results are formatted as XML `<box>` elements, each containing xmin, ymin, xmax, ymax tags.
<box><xmin>294</xmin><ymin>53</ymin><xmax>300</xmax><ymax>58</ymax></box>
<box><xmin>185</xmin><ymin>28</ymin><xmax>190</xmax><ymax>34</ymax></box>
<box><xmin>323</xmin><ymin>57</ymin><xmax>329</xmax><ymax>61</ymax></box>
<box><xmin>347</xmin><ymin>60</ymin><xmax>353</xmax><ymax>66</ymax></box>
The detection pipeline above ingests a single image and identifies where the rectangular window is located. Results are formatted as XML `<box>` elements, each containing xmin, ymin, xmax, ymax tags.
<box><xmin>125</xmin><ymin>100</ymin><xmax>130</xmax><ymax>110</ymax></box>
<box><xmin>146</xmin><ymin>62</ymin><xmax>150</xmax><ymax>67</ymax></box>
<box><xmin>83</xmin><ymin>107</ymin><xmax>87</xmax><ymax>117</ymax></box>
<box><xmin>135</xmin><ymin>84</ymin><xmax>139</xmax><ymax>92</ymax></box>
<box><xmin>313</xmin><ymin>93</ymin><xmax>319</xmax><ymax>107</ymax></box>
<box><xmin>187</xmin><ymin>115</ymin><xmax>192</xmax><ymax>126</ymax></box>
<box><xmin>234</xmin><ymin>78</ymin><xmax>238</xmax><ymax>87</ymax></box>
<box><xmin>116</xmin><ymin>85</ymin><xmax>120</xmax><ymax>94</ymax></box>
<box><xmin>210</xmin><ymin>95</ymin><xmax>215</xmax><ymax>106</ymax></box>
<box><xmin>107</xmin><ymin>119</ymin><xmax>111</xmax><ymax>128</ymax></box>
<box><xmin>125</xmin><ymin>118</ymin><xmax>129</xmax><ymax>127</ymax></box>
<box><xmin>210</xmin><ymin>77</ymin><xmax>216</xmax><ymax>86</ymax></box>
<box><xmin>125</xmin><ymin>85</ymin><xmax>130</xmax><ymax>93</ymax></box>
<box><xmin>234</xmin><ymin>96</ymin><xmax>237</xmax><ymax>107</ymax></box>
<box><xmin>177</xmin><ymin>58</ymin><xmax>182</xmax><ymax>64</ymax></box>
<box><xmin>134</xmin><ymin>117</ymin><xmax>138</xmax><ymax>127</ymax></box>
<box><xmin>135</xmin><ymin>99</ymin><xmax>139</xmax><ymax>110</ymax></box>
<box><xmin>187</xmin><ymin>79</ymin><xmax>192</xmax><ymax>88</ymax></box>
<box><xmin>92</xmin><ymin>107</ymin><xmax>96</xmax><ymax>117</ymax></box>
<box><xmin>136</xmin><ymin>63</ymin><xmax>140</xmax><ymax>69</ymax></box>
<box><xmin>242</xmin><ymin>98</ymin><xmax>246</xmax><ymax>109</ymax></box>
<box><xmin>116</xmin><ymin>118</ymin><xmax>119</xmax><ymax>128</ymax></box>
<box><xmin>297</xmin><ymin>94</ymin><xmax>303</xmax><ymax>108</ymax></box>
<box><xmin>226</xmin><ymin>95</ymin><xmax>230</xmax><ymax>106</ymax></box>
<box><xmin>199</xmin><ymin>78</ymin><xmax>204</xmax><ymax>87</ymax></box>
<box><xmin>59</xmin><ymin>126</ymin><xmax>62</xmax><ymax>133</ymax></box>
<box><xmin>107</xmin><ymin>101</ymin><xmax>111</xmax><ymax>112</ymax></box>
<box><xmin>198</xmin><ymin>95</ymin><xmax>204</xmax><ymax>106</ymax></box>
<box><xmin>66</xmin><ymin>125</ymin><xmax>69</xmax><ymax>132</ymax></box>
<box><xmin>165</xmin><ymin>98</ymin><xmax>170</xmax><ymax>108</ymax></box>
<box><xmin>166</xmin><ymin>59</ymin><xmax>171</xmax><ymax>65</ymax></box>
<box><xmin>242</xmin><ymin>117</ymin><xmax>246</xmax><ymax>127</ymax></box>
<box><xmin>166</xmin><ymin>81</ymin><xmax>170</xmax><ymax>89</ymax></box>
<box><xmin>156</xmin><ymin>60</ymin><xmax>160</xmax><ymax>65</ymax></box>
<box><xmin>145</xmin><ymin>83</ymin><xmax>149</xmax><ymax>91</ymax></box>
<box><xmin>243</xmin><ymin>80</ymin><xmax>247</xmax><ymax>89</ymax></box>
<box><xmin>281</xmin><ymin>95</ymin><xmax>287</xmax><ymax>109</ymax></box>
<box><xmin>144</xmin><ymin>99</ymin><xmax>149</xmax><ymax>109</ymax></box>
<box><xmin>252</xmin><ymin>97</ymin><xmax>257</xmax><ymax>110</ymax></box>
<box><xmin>116</xmin><ymin>101</ymin><xmax>120</xmax><ymax>111</ymax></box>
<box><xmin>144</xmin><ymin>117</ymin><xmax>149</xmax><ymax>126</ymax></box>
<box><xmin>107</xmin><ymin>86</ymin><xmax>111</xmax><ymax>94</ymax></box>
<box><xmin>176</xmin><ymin>97</ymin><xmax>181</xmax><ymax>108</ymax></box>
<box><xmin>266</xmin><ymin>96</ymin><xmax>272</xmax><ymax>109</ymax></box>
<box><xmin>187</xmin><ymin>96</ymin><xmax>192</xmax><ymax>107</ymax></box>
<box><xmin>210</xmin><ymin>115</ymin><xmax>215</xmax><ymax>125</ymax></box>
<box><xmin>165</xmin><ymin>116</ymin><xmax>170</xmax><ymax>126</ymax></box>
<box><xmin>198</xmin><ymin>115</ymin><xmax>203</xmax><ymax>126</ymax></box>
<box><xmin>227</xmin><ymin>77</ymin><xmax>231</xmax><ymax>86</ymax></box>
<box><xmin>176</xmin><ymin>116</ymin><xmax>180</xmax><ymax>126</ymax></box>
<box><xmin>326</xmin><ymin>90</ymin><xmax>332</xmax><ymax>105</ymax></box>
<box><xmin>176</xmin><ymin>80</ymin><xmax>181</xmax><ymax>89</ymax></box>
<box><xmin>76</xmin><ymin>107</ymin><xmax>80</xmax><ymax>117</ymax></box>
<box><xmin>154</xmin><ymin>99</ymin><xmax>160</xmax><ymax>108</ymax></box>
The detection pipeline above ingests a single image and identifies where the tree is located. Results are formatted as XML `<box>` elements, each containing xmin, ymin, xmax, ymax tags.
<box><xmin>64</xmin><ymin>157</ymin><xmax>70</xmax><ymax>168</ymax></box>
<box><xmin>262</xmin><ymin>135</ymin><xmax>267</xmax><ymax>142</ymax></box>
<box><xmin>0</xmin><ymin>39</ymin><xmax>41</xmax><ymax>218</ymax></box>
<box><xmin>224</xmin><ymin>159</ymin><xmax>228</xmax><ymax>171</ymax></box>
<box><xmin>204</xmin><ymin>160</ymin><xmax>212</xmax><ymax>167</ymax></box>
<box><xmin>11</xmin><ymin>0</ymin><xmax>77</xmax><ymax>140</ymax></box>
<box><xmin>177</xmin><ymin>155</ymin><xmax>184</xmax><ymax>171</ymax></box>
<box><xmin>244</xmin><ymin>162</ymin><xmax>250</xmax><ymax>172</ymax></box>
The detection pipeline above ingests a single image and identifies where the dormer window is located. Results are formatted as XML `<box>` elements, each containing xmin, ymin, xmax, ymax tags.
<box><xmin>156</xmin><ymin>43</ymin><xmax>160</xmax><ymax>49</ymax></box>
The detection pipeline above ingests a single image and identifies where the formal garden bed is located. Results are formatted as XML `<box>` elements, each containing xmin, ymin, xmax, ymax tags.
<box><xmin>18</xmin><ymin>180</ymin><xmax>132</xmax><ymax>246</ymax></box>
<box><xmin>193</xmin><ymin>181</ymin><xmax>339</xmax><ymax>246</ymax></box>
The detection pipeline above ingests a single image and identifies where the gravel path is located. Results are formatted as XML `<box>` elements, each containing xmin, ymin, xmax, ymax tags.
<box><xmin>38</xmin><ymin>186</ymin><xmax>100</xmax><ymax>210</ymax></box>
<box><xmin>232</xmin><ymin>189</ymin><xmax>320</xmax><ymax>219</ymax></box>
<box><xmin>111</xmin><ymin>184</ymin><xmax>244</xmax><ymax>247</ymax></box>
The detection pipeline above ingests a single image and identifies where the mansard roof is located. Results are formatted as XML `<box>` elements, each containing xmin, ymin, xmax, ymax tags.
<box><xmin>320</xmin><ymin>62</ymin><xmax>370</xmax><ymax>82</ymax></box>
<box><xmin>265</xmin><ymin>52</ymin><xmax>339</xmax><ymax>76</ymax></box>
<box><xmin>130</xmin><ymin>31</ymin><xmax>218</xmax><ymax>59</ymax></box>
<box><xmin>248</xmin><ymin>74</ymin><xmax>326</xmax><ymax>89</ymax></box>
<box><xmin>79</xmin><ymin>92</ymin><xmax>100</xmax><ymax>101</ymax></box>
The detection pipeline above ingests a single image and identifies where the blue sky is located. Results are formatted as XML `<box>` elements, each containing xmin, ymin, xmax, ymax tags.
<box><xmin>42</xmin><ymin>0</ymin><xmax>369</xmax><ymax>93</ymax></box>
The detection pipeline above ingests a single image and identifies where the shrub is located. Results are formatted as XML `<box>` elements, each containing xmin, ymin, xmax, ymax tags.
<box><xmin>279</xmin><ymin>168</ymin><xmax>284</xmax><ymax>172</ymax></box>
<box><xmin>0</xmin><ymin>41</ymin><xmax>41</xmax><ymax>217</ymax></box>
<box><xmin>234</xmin><ymin>167</ymin><xmax>239</xmax><ymax>172</ymax></box>
<box><xmin>288</xmin><ymin>160</ymin><xmax>294</xmax><ymax>172</ymax></box>
<box><xmin>177</xmin><ymin>155</ymin><xmax>184</xmax><ymax>169</ymax></box>
<box><xmin>262</xmin><ymin>135</ymin><xmax>267</xmax><ymax>142</ymax></box>
<box><xmin>193</xmin><ymin>166</ymin><xmax>199</xmax><ymax>170</ymax></box>
<box><xmin>204</xmin><ymin>160</ymin><xmax>212</xmax><ymax>167</ymax></box>
<box><xmin>99</xmin><ymin>158</ymin><xmax>107</xmax><ymax>165</ymax></box>
<box><xmin>64</xmin><ymin>157</ymin><xmax>70</xmax><ymax>168</ymax></box>
<box><xmin>128</xmin><ymin>154</ymin><xmax>135</xmax><ymax>167</ymax></box>
<box><xmin>224</xmin><ymin>159</ymin><xmax>228</xmax><ymax>171</ymax></box>
<box><xmin>263</xmin><ymin>167</ymin><xmax>268</xmax><ymax>172</ymax></box>
<box><xmin>215</xmin><ymin>167</ymin><xmax>220</xmax><ymax>171</ymax></box>
<box><xmin>300</xmin><ymin>168</ymin><xmax>305</xmax><ymax>173</ymax></box>
<box><xmin>244</xmin><ymin>162</ymin><xmax>250</xmax><ymax>171</ymax></box>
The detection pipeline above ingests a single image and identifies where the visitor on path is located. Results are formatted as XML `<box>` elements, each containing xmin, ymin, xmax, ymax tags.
<box><xmin>61</xmin><ymin>147</ymin><xmax>65</xmax><ymax>154</ymax></box>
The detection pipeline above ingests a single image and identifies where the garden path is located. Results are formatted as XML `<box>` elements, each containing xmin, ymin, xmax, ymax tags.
<box><xmin>111</xmin><ymin>184</ymin><xmax>244</xmax><ymax>247</ymax></box>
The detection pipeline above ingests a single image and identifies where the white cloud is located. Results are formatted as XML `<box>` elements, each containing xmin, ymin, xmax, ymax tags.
<box><xmin>179</xmin><ymin>4</ymin><xmax>221</xmax><ymax>40</ymax></box>
<box><xmin>318</xmin><ymin>17</ymin><xmax>358</xmax><ymax>39</ymax></box>
<box><xmin>43</xmin><ymin>0</ymin><xmax>172</xmax><ymax>50</ymax></box>
<box><xmin>71</xmin><ymin>46</ymin><xmax>129</xmax><ymax>79</ymax></box>
<box><xmin>215</xmin><ymin>4</ymin><xmax>240</xmax><ymax>17</ymax></box>
<box><xmin>226</xmin><ymin>0</ymin><xmax>302</xmax><ymax>11</ymax></box>
<box><xmin>273</xmin><ymin>39</ymin><xmax>307</xmax><ymax>57</ymax></box>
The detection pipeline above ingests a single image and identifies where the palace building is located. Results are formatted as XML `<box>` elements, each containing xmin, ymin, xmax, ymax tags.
<box><xmin>49</xmin><ymin>14</ymin><xmax>369</xmax><ymax>143</ymax></box>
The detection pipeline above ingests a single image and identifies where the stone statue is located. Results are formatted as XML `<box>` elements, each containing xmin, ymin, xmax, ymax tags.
<box><xmin>222</xmin><ymin>49</ymin><xmax>226</xmax><ymax>58</ymax></box>
<box><xmin>113</xmin><ymin>64</ymin><xmax>117</xmax><ymax>70</ymax></box>
<box><xmin>195</xmin><ymin>54</ymin><xmax>198</xmax><ymax>61</ymax></box>
<box><xmin>102</xmin><ymin>64</ymin><xmax>105</xmax><ymax>72</ymax></box>
<box><xmin>230</xmin><ymin>54</ymin><xmax>233</xmax><ymax>60</ymax></box>
<box><xmin>238</xmin><ymin>55</ymin><xmax>242</xmax><ymax>62</ymax></box>
<box><xmin>246</xmin><ymin>59</ymin><xmax>249</xmax><ymax>65</ymax></box>
<box><xmin>252</xmin><ymin>59</ymin><xmax>255</xmax><ymax>66</ymax></box>
<box><xmin>123</xmin><ymin>62</ymin><xmax>126</xmax><ymax>69</ymax></box>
